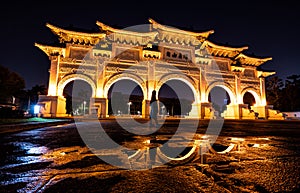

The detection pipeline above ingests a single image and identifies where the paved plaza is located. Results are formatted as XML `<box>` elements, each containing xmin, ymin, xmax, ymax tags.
<box><xmin>0</xmin><ymin>118</ymin><xmax>299</xmax><ymax>192</ymax></box>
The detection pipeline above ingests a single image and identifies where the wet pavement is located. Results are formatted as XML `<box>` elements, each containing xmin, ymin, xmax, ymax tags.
<box><xmin>0</xmin><ymin>119</ymin><xmax>300</xmax><ymax>192</ymax></box>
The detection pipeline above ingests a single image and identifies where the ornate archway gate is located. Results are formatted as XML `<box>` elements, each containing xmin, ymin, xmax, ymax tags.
<box><xmin>35</xmin><ymin>18</ymin><xmax>284</xmax><ymax>120</ymax></box>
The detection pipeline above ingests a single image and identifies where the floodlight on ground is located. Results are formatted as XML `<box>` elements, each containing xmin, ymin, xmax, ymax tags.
<box><xmin>34</xmin><ymin>105</ymin><xmax>40</xmax><ymax>114</ymax></box>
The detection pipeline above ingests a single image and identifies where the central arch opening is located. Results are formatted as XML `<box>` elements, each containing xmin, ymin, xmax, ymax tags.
<box><xmin>158</xmin><ymin>80</ymin><xmax>194</xmax><ymax>117</ymax></box>
<box><xmin>63</xmin><ymin>80</ymin><xmax>93</xmax><ymax>116</ymax></box>
<box><xmin>107</xmin><ymin>79</ymin><xmax>143</xmax><ymax>116</ymax></box>
<box><xmin>208</xmin><ymin>86</ymin><xmax>231</xmax><ymax>115</ymax></box>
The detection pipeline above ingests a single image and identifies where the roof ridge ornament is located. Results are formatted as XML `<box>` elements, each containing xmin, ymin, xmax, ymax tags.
<box><xmin>235</xmin><ymin>53</ymin><xmax>272</xmax><ymax>66</ymax></box>
<box><xmin>148</xmin><ymin>18</ymin><xmax>214</xmax><ymax>39</ymax></box>
<box><xmin>46</xmin><ymin>23</ymin><xmax>106</xmax><ymax>45</ymax></box>
<box><xmin>96</xmin><ymin>20</ymin><xmax>158</xmax><ymax>37</ymax></box>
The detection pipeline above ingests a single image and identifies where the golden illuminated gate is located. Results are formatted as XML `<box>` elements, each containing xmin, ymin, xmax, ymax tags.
<box><xmin>35</xmin><ymin>18</ymin><xmax>284</xmax><ymax>120</ymax></box>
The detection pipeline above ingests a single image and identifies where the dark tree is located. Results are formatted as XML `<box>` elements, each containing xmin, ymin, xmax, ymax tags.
<box><xmin>282</xmin><ymin>75</ymin><xmax>300</xmax><ymax>111</ymax></box>
<box><xmin>0</xmin><ymin>65</ymin><xmax>25</xmax><ymax>103</ymax></box>
<box><xmin>17</xmin><ymin>89</ymin><xmax>31</xmax><ymax>111</ymax></box>
<box><xmin>28</xmin><ymin>84</ymin><xmax>47</xmax><ymax>105</ymax></box>
<box><xmin>266</xmin><ymin>74</ymin><xmax>300</xmax><ymax>112</ymax></box>
<box><xmin>266</xmin><ymin>75</ymin><xmax>284</xmax><ymax>110</ymax></box>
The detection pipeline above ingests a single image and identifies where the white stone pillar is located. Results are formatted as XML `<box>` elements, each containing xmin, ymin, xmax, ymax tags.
<box><xmin>143</xmin><ymin>100</ymin><xmax>150</xmax><ymax>118</ymax></box>
<box><xmin>91</xmin><ymin>98</ymin><xmax>108</xmax><ymax>118</ymax></box>
<box><xmin>235</xmin><ymin>74</ymin><xmax>242</xmax><ymax>104</ymax></box>
<box><xmin>96</xmin><ymin>61</ymin><xmax>105</xmax><ymax>98</ymax></box>
<box><xmin>199</xmin><ymin>67</ymin><xmax>207</xmax><ymax>102</ymax></box>
<box><xmin>260</xmin><ymin>76</ymin><xmax>267</xmax><ymax>106</ymax></box>
<box><xmin>48</xmin><ymin>56</ymin><xmax>60</xmax><ymax>96</ymax></box>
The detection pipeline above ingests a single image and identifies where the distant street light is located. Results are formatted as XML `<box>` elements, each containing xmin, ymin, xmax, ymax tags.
<box><xmin>12</xmin><ymin>96</ymin><xmax>15</xmax><ymax>104</ymax></box>
<box><xmin>127</xmin><ymin>101</ymin><xmax>132</xmax><ymax>115</ymax></box>
<box><xmin>83</xmin><ymin>101</ymin><xmax>86</xmax><ymax>115</ymax></box>
<box><xmin>161</xmin><ymin>105</ymin><xmax>165</xmax><ymax>118</ymax></box>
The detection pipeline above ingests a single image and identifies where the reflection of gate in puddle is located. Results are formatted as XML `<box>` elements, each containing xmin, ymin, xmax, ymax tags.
<box><xmin>123</xmin><ymin>138</ymin><xmax>211</xmax><ymax>169</ymax></box>
<box><xmin>126</xmin><ymin>136</ymin><xmax>270</xmax><ymax>169</ymax></box>
<box><xmin>127</xmin><ymin>138</ymin><xmax>211</xmax><ymax>169</ymax></box>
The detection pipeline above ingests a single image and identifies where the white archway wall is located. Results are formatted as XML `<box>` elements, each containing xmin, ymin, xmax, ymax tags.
<box><xmin>57</xmin><ymin>74</ymin><xmax>96</xmax><ymax>97</ymax></box>
<box><xmin>241</xmin><ymin>88</ymin><xmax>262</xmax><ymax>106</ymax></box>
<box><xmin>156</xmin><ymin>76</ymin><xmax>199</xmax><ymax>103</ymax></box>
<box><xmin>103</xmin><ymin>73</ymin><xmax>147</xmax><ymax>100</ymax></box>
<box><xmin>206</xmin><ymin>82</ymin><xmax>237</xmax><ymax>104</ymax></box>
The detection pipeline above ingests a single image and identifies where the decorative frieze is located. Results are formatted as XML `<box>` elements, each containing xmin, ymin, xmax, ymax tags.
<box><xmin>142</xmin><ymin>50</ymin><xmax>161</xmax><ymax>59</ymax></box>
<box><xmin>93</xmin><ymin>49</ymin><xmax>112</xmax><ymax>58</ymax></box>
<box><xmin>60</xmin><ymin>58</ymin><xmax>97</xmax><ymax>67</ymax></box>
<box><xmin>115</xmin><ymin>48</ymin><xmax>140</xmax><ymax>61</ymax></box>
<box><xmin>241</xmin><ymin>80</ymin><xmax>260</xmax><ymax>88</ymax></box>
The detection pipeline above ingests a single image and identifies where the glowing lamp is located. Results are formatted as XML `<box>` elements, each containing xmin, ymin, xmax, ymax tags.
<box><xmin>34</xmin><ymin>105</ymin><xmax>40</xmax><ymax>114</ymax></box>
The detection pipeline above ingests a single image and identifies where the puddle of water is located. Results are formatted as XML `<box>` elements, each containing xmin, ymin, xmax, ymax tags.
<box><xmin>12</xmin><ymin>130</ymin><xmax>43</xmax><ymax>137</ymax></box>
<box><xmin>1</xmin><ymin>142</ymin><xmax>50</xmax><ymax>170</ymax></box>
<box><xmin>247</xmin><ymin>143</ymin><xmax>269</xmax><ymax>148</ymax></box>
<box><xmin>27</xmin><ymin>146</ymin><xmax>49</xmax><ymax>155</ymax></box>
<box><xmin>227</xmin><ymin>137</ymin><xmax>245</xmax><ymax>142</ymax></box>
<box><xmin>9</xmin><ymin>142</ymin><xmax>49</xmax><ymax>155</ymax></box>
<box><xmin>41</xmin><ymin>146</ymin><xmax>93</xmax><ymax>167</ymax></box>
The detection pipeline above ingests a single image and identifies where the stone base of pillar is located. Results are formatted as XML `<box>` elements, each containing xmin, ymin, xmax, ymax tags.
<box><xmin>189</xmin><ymin>103</ymin><xmax>200</xmax><ymax>118</ymax></box>
<box><xmin>91</xmin><ymin>98</ymin><xmax>108</xmax><ymax>118</ymax></box>
<box><xmin>222</xmin><ymin>104</ymin><xmax>237</xmax><ymax>119</ymax></box>
<box><xmin>251</xmin><ymin>106</ymin><xmax>267</xmax><ymax>119</ymax></box>
<box><xmin>37</xmin><ymin>95</ymin><xmax>67</xmax><ymax>117</ymax></box>
<box><xmin>199</xmin><ymin>102</ymin><xmax>214</xmax><ymax>119</ymax></box>
<box><xmin>241</xmin><ymin>104</ymin><xmax>256</xmax><ymax>120</ymax></box>
<box><xmin>265</xmin><ymin>105</ymin><xmax>285</xmax><ymax>120</ymax></box>
<box><xmin>250</xmin><ymin>105</ymin><xmax>285</xmax><ymax>120</ymax></box>
<box><xmin>223</xmin><ymin>104</ymin><xmax>256</xmax><ymax>119</ymax></box>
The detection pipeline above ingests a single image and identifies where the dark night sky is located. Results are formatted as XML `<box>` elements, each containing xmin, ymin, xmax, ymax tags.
<box><xmin>1</xmin><ymin>0</ymin><xmax>299</xmax><ymax>89</ymax></box>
